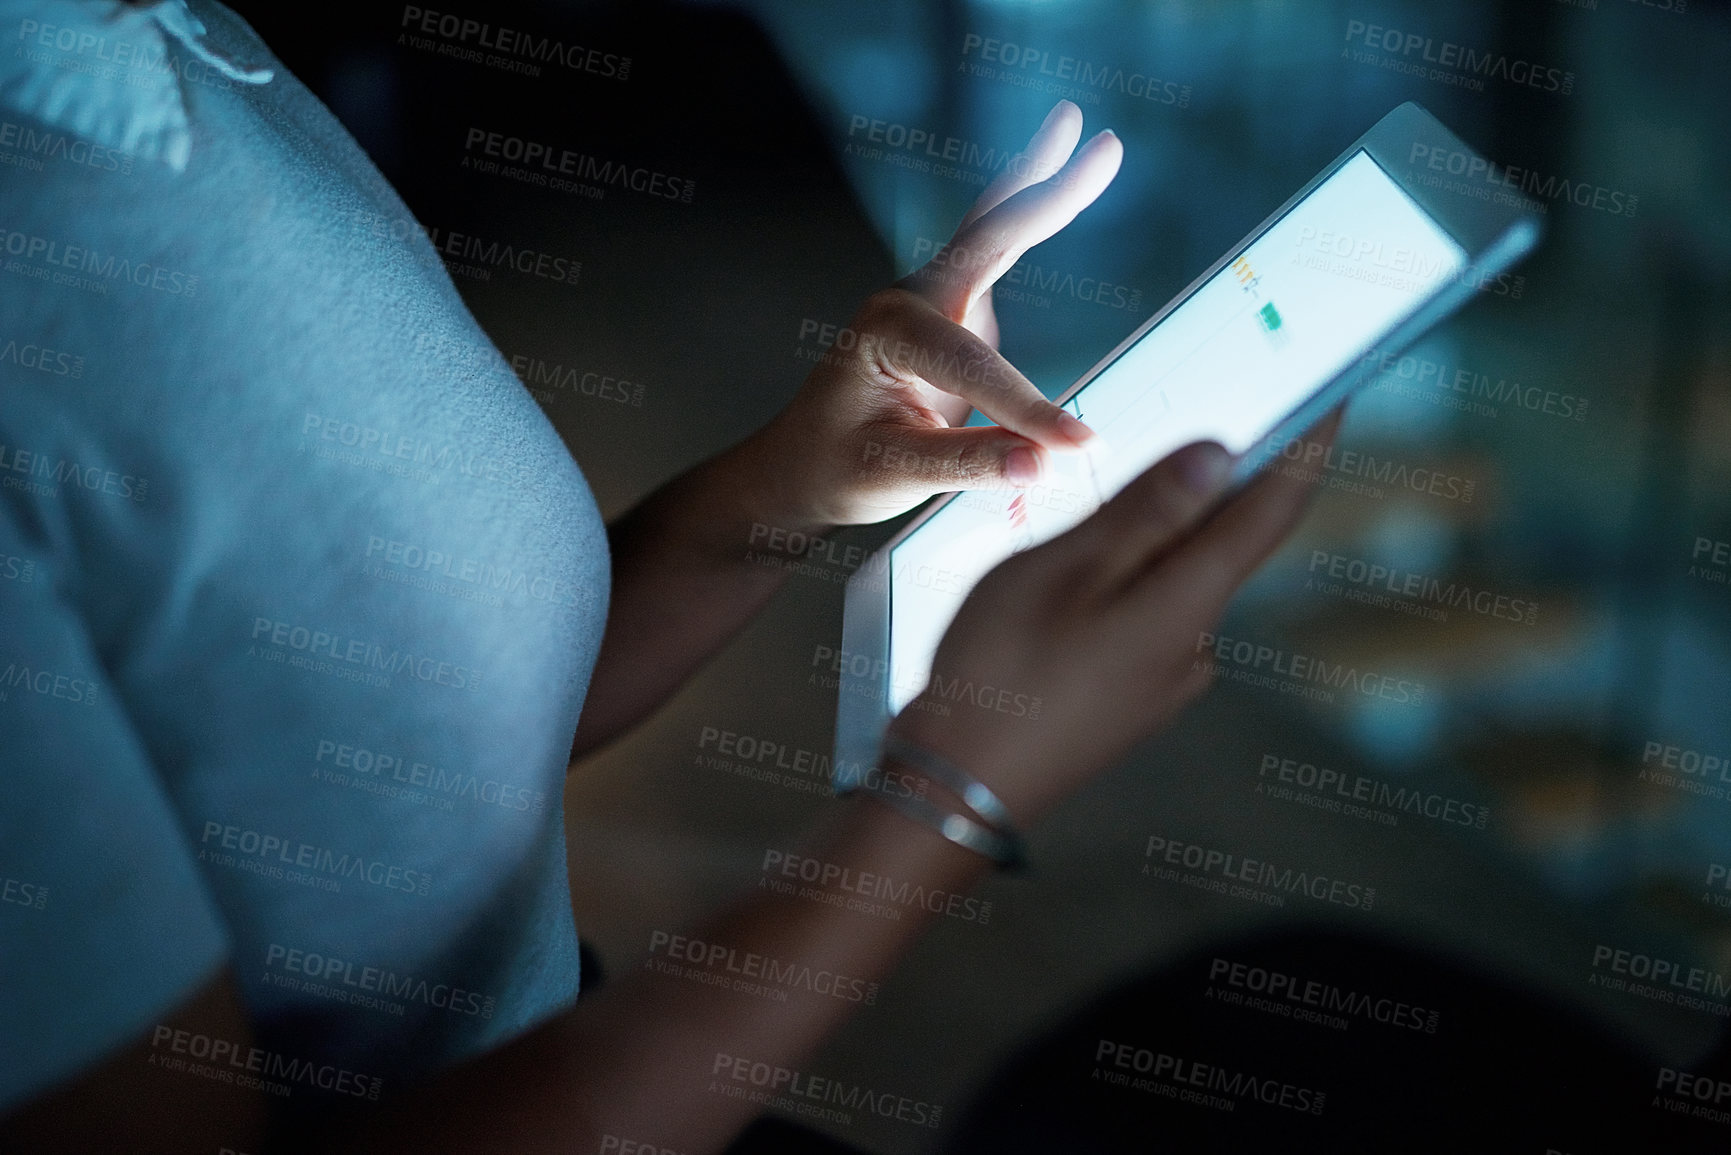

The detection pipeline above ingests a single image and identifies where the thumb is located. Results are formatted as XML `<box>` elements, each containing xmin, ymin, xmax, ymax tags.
<box><xmin>1055</xmin><ymin>440</ymin><xmax>1234</xmax><ymax>592</ymax></box>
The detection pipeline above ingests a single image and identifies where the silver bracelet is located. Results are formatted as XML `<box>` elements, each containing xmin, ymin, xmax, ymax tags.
<box><xmin>858</xmin><ymin>779</ymin><xmax>1028</xmax><ymax>871</ymax></box>
<box><xmin>880</xmin><ymin>733</ymin><xmax>1019</xmax><ymax>833</ymax></box>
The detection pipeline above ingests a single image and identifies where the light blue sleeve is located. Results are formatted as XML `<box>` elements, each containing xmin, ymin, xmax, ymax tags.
<box><xmin>0</xmin><ymin>510</ymin><xmax>230</xmax><ymax>1117</ymax></box>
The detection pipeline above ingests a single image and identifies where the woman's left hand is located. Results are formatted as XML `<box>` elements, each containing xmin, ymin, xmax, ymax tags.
<box><xmin>742</xmin><ymin>100</ymin><xmax>1123</xmax><ymax>529</ymax></box>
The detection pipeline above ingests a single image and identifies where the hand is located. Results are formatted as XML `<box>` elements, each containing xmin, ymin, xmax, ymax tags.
<box><xmin>888</xmin><ymin>416</ymin><xmax>1342</xmax><ymax>827</ymax></box>
<box><xmin>745</xmin><ymin>101</ymin><xmax>1123</xmax><ymax>529</ymax></box>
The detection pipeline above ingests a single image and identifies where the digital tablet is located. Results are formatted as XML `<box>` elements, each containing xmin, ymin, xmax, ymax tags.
<box><xmin>832</xmin><ymin>101</ymin><xmax>1543</xmax><ymax>780</ymax></box>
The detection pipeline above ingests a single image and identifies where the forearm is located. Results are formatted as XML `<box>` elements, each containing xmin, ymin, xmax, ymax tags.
<box><xmin>333</xmin><ymin>789</ymin><xmax>992</xmax><ymax>1154</ymax></box>
<box><xmin>571</xmin><ymin>423</ymin><xmax>826</xmax><ymax>759</ymax></box>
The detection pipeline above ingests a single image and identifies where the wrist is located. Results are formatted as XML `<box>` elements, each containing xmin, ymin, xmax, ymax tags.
<box><xmin>887</xmin><ymin>702</ymin><xmax>1055</xmax><ymax>831</ymax></box>
<box><xmin>838</xmin><ymin>786</ymin><xmax>998</xmax><ymax>898</ymax></box>
<box><xmin>864</xmin><ymin>749</ymin><xmax>1028</xmax><ymax>871</ymax></box>
<box><xmin>723</xmin><ymin>418</ymin><xmax>834</xmax><ymax>539</ymax></box>
<box><xmin>645</xmin><ymin>429</ymin><xmax>832</xmax><ymax>580</ymax></box>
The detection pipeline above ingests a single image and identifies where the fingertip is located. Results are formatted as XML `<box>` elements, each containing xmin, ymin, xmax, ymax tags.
<box><xmin>1085</xmin><ymin>129</ymin><xmax>1124</xmax><ymax>167</ymax></box>
<box><xmin>1033</xmin><ymin>100</ymin><xmax>1082</xmax><ymax>146</ymax></box>
<box><xmin>1170</xmin><ymin>441</ymin><xmax>1234</xmax><ymax>496</ymax></box>
<box><xmin>1004</xmin><ymin>445</ymin><xmax>1043</xmax><ymax>486</ymax></box>
<box><xmin>1054</xmin><ymin>408</ymin><xmax>1097</xmax><ymax>448</ymax></box>
<box><xmin>1053</xmin><ymin>130</ymin><xmax>1122</xmax><ymax>198</ymax></box>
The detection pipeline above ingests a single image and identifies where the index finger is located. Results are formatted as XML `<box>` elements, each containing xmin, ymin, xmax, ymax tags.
<box><xmin>903</xmin><ymin>129</ymin><xmax>1123</xmax><ymax>323</ymax></box>
<box><xmin>864</xmin><ymin>290</ymin><xmax>1094</xmax><ymax>451</ymax></box>
<box><xmin>956</xmin><ymin>101</ymin><xmax>1083</xmax><ymax>233</ymax></box>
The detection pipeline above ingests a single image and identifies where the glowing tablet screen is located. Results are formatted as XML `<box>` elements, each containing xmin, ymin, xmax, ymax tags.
<box><xmin>885</xmin><ymin>150</ymin><xmax>1468</xmax><ymax>712</ymax></box>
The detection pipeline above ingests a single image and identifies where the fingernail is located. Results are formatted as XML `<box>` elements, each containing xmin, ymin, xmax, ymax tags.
<box><xmin>1175</xmin><ymin>442</ymin><xmax>1232</xmax><ymax>495</ymax></box>
<box><xmin>1055</xmin><ymin>410</ymin><xmax>1096</xmax><ymax>445</ymax></box>
<box><xmin>1005</xmin><ymin>446</ymin><xmax>1042</xmax><ymax>485</ymax></box>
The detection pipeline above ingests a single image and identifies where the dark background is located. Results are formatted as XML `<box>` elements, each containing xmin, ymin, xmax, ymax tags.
<box><xmin>224</xmin><ymin>0</ymin><xmax>1731</xmax><ymax>1149</ymax></box>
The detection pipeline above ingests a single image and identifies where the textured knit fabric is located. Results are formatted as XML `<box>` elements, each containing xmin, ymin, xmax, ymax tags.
<box><xmin>0</xmin><ymin>0</ymin><xmax>609</xmax><ymax>1112</ymax></box>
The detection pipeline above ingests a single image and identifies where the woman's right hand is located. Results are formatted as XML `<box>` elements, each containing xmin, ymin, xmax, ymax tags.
<box><xmin>887</xmin><ymin>420</ymin><xmax>1337</xmax><ymax>828</ymax></box>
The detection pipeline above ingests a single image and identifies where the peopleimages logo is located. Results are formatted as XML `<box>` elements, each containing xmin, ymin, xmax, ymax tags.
<box><xmin>199</xmin><ymin>820</ymin><xmax>433</xmax><ymax>897</ymax></box>
<box><xmin>312</xmin><ymin>737</ymin><xmax>547</xmax><ymax>815</ymax></box>
<box><xmin>1093</xmin><ymin>1040</ymin><xmax>1326</xmax><ymax>1115</ymax></box>
<box><xmin>1654</xmin><ymin>1067</ymin><xmax>1731</xmax><ymax>1128</ymax></box>
<box><xmin>0</xmin><ymin>552</ymin><xmax>36</xmax><ymax>583</ymax></box>
<box><xmin>262</xmin><ymin>943</ymin><xmax>496</xmax><ymax>1018</ymax></box>
<box><xmin>1292</xmin><ymin>223</ymin><xmax>1525</xmax><ymax>300</ymax></box>
<box><xmin>1271</xmin><ymin>436</ymin><xmax>1475</xmax><ymax>504</ymax></box>
<box><xmin>710</xmin><ymin>1053</ymin><xmax>943</xmax><ymax>1129</ymax></box>
<box><xmin>398</xmin><ymin>6</ymin><xmax>631</xmax><ymax>80</ymax></box>
<box><xmin>1305</xmin><ymin>549</ymin><xmax>1539</xmax><ymax>627</ymax></box>
<box><xmin>840</xmin><ymin>115</ymin><xmax>1079</xmax><ymax>189</ymax></box>
<box><xmin>14</xmin><ymin>15</ymin><xmax>253</xmax><ymax>94</ymax></box>
<box><xmin>365</xmin><ymin>534</ymin><xmax>582</xmax><ymax>611</ymax></box>
<box><xmin>0</xmin><ymin>444</ymin><xmax>147</xmax><ymax>503</ymax></box>
<box><xmin>1406</xmin><ymin>143</ymin><xmax>1637</xmax><ymax>218</ymax></box>
<box><xmin>0</xmin><ymin>117</ymin><xmax>133</xmax><ymax>175</ymax></box>
<box><xmin>1589</xmin><ymin>944</ymin><xmax>1731</xmax><ymax>1017</ymax></box>
<box><xmin>1637</xmin><ymin>738</ymin><xmax>1731</xmax><ymax>804</ymax></box>
<box><xmin>695</xmin><ymin>725</ymin><xmax>927</xmax><ymax>801</ymax></box>
<box><xmin>1342</xmin><ymin>19</ymin><xmax>1575</xmax><ymax>95</ymax></box>
<box><xmin>909</xmin><ymin>235</ymin><xmax>1143</xmax><ymax>312</ymax></box>
<box><xmin>0</xmin><ymin>336</ymin><xmax>84</xmax><ymax>378</ymax></box>
<box><xmin>957</xmin><ymin>33</ymin><xmax>1192</xmax><ymax>108</ymax></box>
<box><xmin>1143</xmin><ymin>833</ymin><xmax>1377</xmax><ymax>911</ymax></box>
<box><xmin>508</xmin><ymin>354</ymin><xmax>645</xmax><ymax>407</ymax></box>
<box><xmin>1691</xmin><ymin>536</ymin><xmax>1731</xmax><ymax>589</ymax></box>
<box><xmin>0</xmin><ymin>658</ymin><xmax>98</xmax><ymax>706</ymax></box>
<box><xmin>1365</xmin><ymin>346</ymin><xmax>1589</xmax><ymax>423</ymax></box>
<box><xmin>1</xmin><ymin>875</ymin><xmax>48</xmax><ymax>910</ymax></box>
<box><xmin>1206</xmin><ymin>956</ymin><xmax>1441</xmax><ymax>1034</ymax></box>
<box><xmin>1256</xmin><ymin>752</ymin><xmax>1490</xmax><ymax>831</ymax></box>
<box><xmin>1195</xmin><ymin>631</ymin><xmax>1425</xmax><ymax>706</ymax></box>
<box><xmin>0</xmin><ymin>227</ymin><xmax>197</xmax><ymax>296</ymax></box>
<box><xmin>148</xmin><ymin>1027</ymin><xmax>383</xmax><ymax>1100</ymax></box>
<box><xmin>462</xmin><ymin>127</ymin><xmax>696</xmax><ymax>203</ymax></box>
<box><xmin>299</xmin><ymin>410</ymin><xmax>543</xmax><ymax>491</ymax></box>
<box><xmin>421</xmin><ymin>225</ymin><xmax>581</xmax><ymax>287</ymax></box>
<box><xmin>760</xmin><ymin>849</ymin><xmax>993</xmax><ymax>925</ymax></box>
<box><xmin>249</xmin><ymin>616</ymin><xmax>483</xmax><ymax>692</ymax></box>
<box><xmin>647</xmin><ymin>931</ymin><xmax>880</xmax><ymax>1005</ymax></box>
